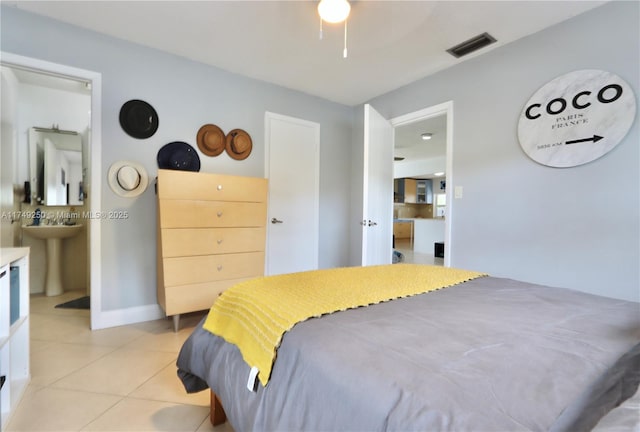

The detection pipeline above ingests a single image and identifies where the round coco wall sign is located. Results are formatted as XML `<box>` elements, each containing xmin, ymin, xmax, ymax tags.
<box><xmin>517</xmin><ymin>69</ymin><xmax>636</xmax><ymax>168</ymax></box>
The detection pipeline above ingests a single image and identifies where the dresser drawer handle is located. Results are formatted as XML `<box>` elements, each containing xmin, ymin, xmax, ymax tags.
<box><xmin>217</xmin><ymin>239</ymin><xmax>223</xmax><ymax>244</ymax></box>
<box><xmin>217</xmin><ymin>184</ymin><xmax>223</xmax><ymax>191</ymax></box>
<box><xmin>217</xmin><ymin>211</ymin><xmax>223</xmax><ymax>217</ymax></box>
<box><xmin>217</xmin><ymin>265</ymin><xmax>223</xmax><ymax>271</ymax></box>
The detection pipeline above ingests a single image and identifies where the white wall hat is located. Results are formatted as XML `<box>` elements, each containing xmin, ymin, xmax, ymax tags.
<box><xmin>108</xmin><ymin>160</ymin><xmax>149</xmax><ymax>197</ymax></box>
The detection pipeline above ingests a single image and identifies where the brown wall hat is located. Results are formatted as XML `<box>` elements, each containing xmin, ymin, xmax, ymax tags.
<box><xmin>226</xmin><ymin>129</ymin><xmax>252</xmax><ymax>160</ymax></box>
<box><xmin>119</xmin><ymin>99</ymin><xmax>159</xmax><ymax>139</ymax></box>
<box><xmin>196</xmin><ymin>124</ymin><xmax>226</xmax><ymax>157</ymax></box>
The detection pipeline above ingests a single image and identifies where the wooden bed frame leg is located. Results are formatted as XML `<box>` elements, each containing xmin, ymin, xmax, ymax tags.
<box><xmin>210</xmin><ymin>390</ymin><xmax>227</xmax><ymax>426</ymax></box>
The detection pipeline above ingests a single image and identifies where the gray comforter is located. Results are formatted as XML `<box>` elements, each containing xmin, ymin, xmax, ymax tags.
<box><xmin>177</xmin><ymin>276</ymin><xmax>640</xmax><ymax>431</ymax></box>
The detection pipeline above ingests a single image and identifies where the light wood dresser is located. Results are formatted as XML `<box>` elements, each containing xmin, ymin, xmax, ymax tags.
<box><xmin>156</xmin><ymin>169</ymin><xmax>268</xmax><ymax>331</ymax></box>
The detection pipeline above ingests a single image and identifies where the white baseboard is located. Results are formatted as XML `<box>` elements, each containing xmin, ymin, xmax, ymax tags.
<box><xmin>91</xmin><ymin>303</ymin><xmax>165</xmax><ymax>330</ymax></box>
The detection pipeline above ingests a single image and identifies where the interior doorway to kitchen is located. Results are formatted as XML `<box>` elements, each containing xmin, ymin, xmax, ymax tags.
<box><xmin>391</xmin><ymin>101</ymin><xmax>452</xmax><ymax>266</ymax></box>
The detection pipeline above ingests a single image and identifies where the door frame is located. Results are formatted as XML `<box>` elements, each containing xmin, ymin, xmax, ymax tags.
<box><xmin>390</xmin><ymin>101</ymin><xmax>453</xmax><ymax>266</ymax></box>
<box><xmin>0</xmin><ymin>52</ymin><xmax>103</xmax><ymax>329</ymax></box>
<box><xmin>264</xmin><ymin>111</ymin><xmax>320</xmax><ymax>275</ymax></box>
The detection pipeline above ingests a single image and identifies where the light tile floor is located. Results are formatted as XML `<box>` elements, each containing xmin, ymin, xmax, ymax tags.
<box><xmin>7</xmin><ymin>290</ymin><xmax>234</xmax><ymax>432</ymax></box>
<box><xmin>394</xmin><ymin>238</ymin><xmax>444</xmax><ymax>266</ymax></box>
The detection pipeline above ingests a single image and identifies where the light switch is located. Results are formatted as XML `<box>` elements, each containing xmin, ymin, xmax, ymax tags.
<box><xmin>454</xmin><ymin>186</ymin><xmax>463</xmax><ymax>199</ymax></box>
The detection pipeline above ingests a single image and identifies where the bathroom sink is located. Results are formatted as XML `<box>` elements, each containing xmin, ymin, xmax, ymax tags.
<box><xmin>22</xmin><ymin>224</ymin><xmax>83</xmax><ymax>240</ymax></box>
<box><xmin>22</xmin><ymin>224</ymin><xmax>83</xmax><ymax>296</ymax></box>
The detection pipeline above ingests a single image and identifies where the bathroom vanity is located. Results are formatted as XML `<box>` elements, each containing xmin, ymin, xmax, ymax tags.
<box><xmin>0</xmin><ymin>247</ymin><xmax>30</xmax><ymax>430</ymax></box>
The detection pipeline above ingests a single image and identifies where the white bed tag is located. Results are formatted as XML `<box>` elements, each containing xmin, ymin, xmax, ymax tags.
<box><xmin>247</xmin><ymin>366</ymin><xmax>259</xmax><ymax>392</ymax></box>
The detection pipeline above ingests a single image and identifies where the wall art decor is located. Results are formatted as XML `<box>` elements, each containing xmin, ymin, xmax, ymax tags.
<box><xmin>517</xmin><ymin>70</ymin><xmax>636</xmax><ymax>168</ymax></box>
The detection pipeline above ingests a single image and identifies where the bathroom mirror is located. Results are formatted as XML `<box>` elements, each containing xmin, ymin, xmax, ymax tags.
<box><xmin>29</xmin><ymin>127</ymin><xmax>84</xmax><ymax>206</ymax></box>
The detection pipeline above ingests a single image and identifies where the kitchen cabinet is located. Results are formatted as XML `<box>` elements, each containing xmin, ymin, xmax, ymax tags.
<box><xmin>404</xmin><ymin>179</ymin><xmax>417</xmax><ymax>203</ymax></box>
<box><xmin>416</xmin><ymin>180</ymin><xmax>433</xmax><ymax>204</ymax></box>
<box><xmin>394</xmin><ymin>179</ymin><xmax>404</xmax><ymax>203</ymax></box>
<box><xmin>395</xmin><ymin>179</ymin><xmax>432</xmax><ymax>204</ymax></box>
<box><xmin>393</xmin><ymin>221</ymin><xmax>413</xmax><ymax>239</ymax></box>
<box><xmin>395</xmin><ymin>179</ymin><xmax>413</xmax><ymax>203</ymax></box>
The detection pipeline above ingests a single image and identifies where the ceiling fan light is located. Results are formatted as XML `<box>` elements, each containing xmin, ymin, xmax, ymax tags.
<box><xmin>318</xmin><ymin>0</ymin><xmax>351</xmax><ymax>24</ymax></box>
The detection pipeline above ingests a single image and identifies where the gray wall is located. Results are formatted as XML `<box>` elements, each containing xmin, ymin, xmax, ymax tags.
<box><xmin>1</xmin><ymin>6</ymin><xmax>353</xmax><ymax>311</ymax></box>
<box><xmin>367</xmin><ymin>1</ymin><xmax>639</xmax><ymax>301</ymax></box>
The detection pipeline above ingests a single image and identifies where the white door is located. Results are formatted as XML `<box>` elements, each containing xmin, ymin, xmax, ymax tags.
<box><xmin>265</xmin><ymin>112</ymin><xmax>320</xmax><ymax>276</ymax></box>
<box><xmin>362</xmin><ymin>104</ymin><xmax>394</xmax><ymax>266</ymax></box>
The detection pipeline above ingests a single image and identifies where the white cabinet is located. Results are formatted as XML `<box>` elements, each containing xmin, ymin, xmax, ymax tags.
<box><xmin>0</xmin><ymin>248</ymin><xmax>30</xmax><ymax>430</ymax></box>
<box><xmin>416</xmin><ymin>180</ymin><xmax>433</xmax><ymax>204</ymax></box>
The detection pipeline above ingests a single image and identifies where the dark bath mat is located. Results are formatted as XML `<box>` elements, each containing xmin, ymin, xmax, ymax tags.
<box><xmin>55</xmin><ymin>296</ymin><xmax>90</xmax><ymax>309</ymax></box>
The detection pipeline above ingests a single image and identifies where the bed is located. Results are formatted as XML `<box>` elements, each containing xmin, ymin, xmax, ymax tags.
<box><xmin>176</xmin><ymin>264</ymin><xmax>640</xmax><ymax>431</ymax></box>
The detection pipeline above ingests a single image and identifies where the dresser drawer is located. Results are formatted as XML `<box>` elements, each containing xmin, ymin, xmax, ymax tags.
<box><xmin>162</xmin><ymin>277</ymin><xmax>253</xmax><ymax>315</ymax></box>
<box><xmin>157</xmin><ymin>169</ymin><xmax>267</xmax><ymax>202</ymax></box>
<box><xmin>160</xmin><ymin>227</ymin><xmax>266</xmax><ymax>257</ymax></box>
<box><xmin>158</xmin><ymin>200</ymin><xmax>267</xmax><ymax>228</ymax></box>
<box><xmin>162</xmin><ymin>252</ymin><xmax>265</xmax><ymax>286</ymax></box>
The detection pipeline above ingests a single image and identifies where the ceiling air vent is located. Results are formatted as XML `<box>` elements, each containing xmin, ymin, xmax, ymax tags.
<box><xmin>446</xmin><ymin>32</ymin><xmax>497</xmax><ymax>58</ymax></box>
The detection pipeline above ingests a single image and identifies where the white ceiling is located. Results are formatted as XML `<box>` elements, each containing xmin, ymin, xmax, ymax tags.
<box><xmin>395</xmin><ymin>115</ymin><xmax>446</xmax><ymax>161</ymax></box>
<box><xmin>5</xmin><ymin>0</ymin><xmax>607</xmax><ymax>106</ymax></box>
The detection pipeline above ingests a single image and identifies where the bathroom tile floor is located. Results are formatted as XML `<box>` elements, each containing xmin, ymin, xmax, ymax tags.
<box><xmin>6</xmin><ymin>290</ymin><xmax>234</xmax><ymax>432</ymax></box>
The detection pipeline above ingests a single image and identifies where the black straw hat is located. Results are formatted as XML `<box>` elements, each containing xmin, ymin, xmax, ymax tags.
<box><xmin>157</xmin><ymin>141</ymin><xmax>201</xmax><ymax>172</ymax></box>
<box><xmin>119</xmin><ymin>99</ymin><xmax>159</xmax><ymax>139</ymax></box>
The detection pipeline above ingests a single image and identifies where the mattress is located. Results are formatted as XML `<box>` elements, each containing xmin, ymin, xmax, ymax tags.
<box><xmin>177</xmin><ymin>273</ymin><xmax>640</xmax><ymax>431</ymax></box>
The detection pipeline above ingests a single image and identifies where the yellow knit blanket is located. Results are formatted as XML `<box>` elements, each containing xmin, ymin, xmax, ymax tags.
<box><xmin>203</xmin><ymin>264</ymin><xmax>486</xmax><ymax>386</ymax></box>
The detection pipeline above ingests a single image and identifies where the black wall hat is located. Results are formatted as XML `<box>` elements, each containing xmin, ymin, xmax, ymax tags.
<box><xmin>119</xmin><ymin>99</ymin><xmax>159</xmax><ymax>139</ymax></box>
<box><xmin>157</xmin><ymin>141</ymin><xmax>201</xmax><ymax>172</ymax></box>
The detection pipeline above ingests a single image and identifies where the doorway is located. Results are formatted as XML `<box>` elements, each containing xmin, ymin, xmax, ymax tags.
<box><xmin>1</xmin><ymin>52</ymin><xmax>102</xmax><ymax>329</ymax></box>
<box><xmin>390</xmin><ymin>102</ymin><xmax>453</xmax><ymax>267</ymax></box>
